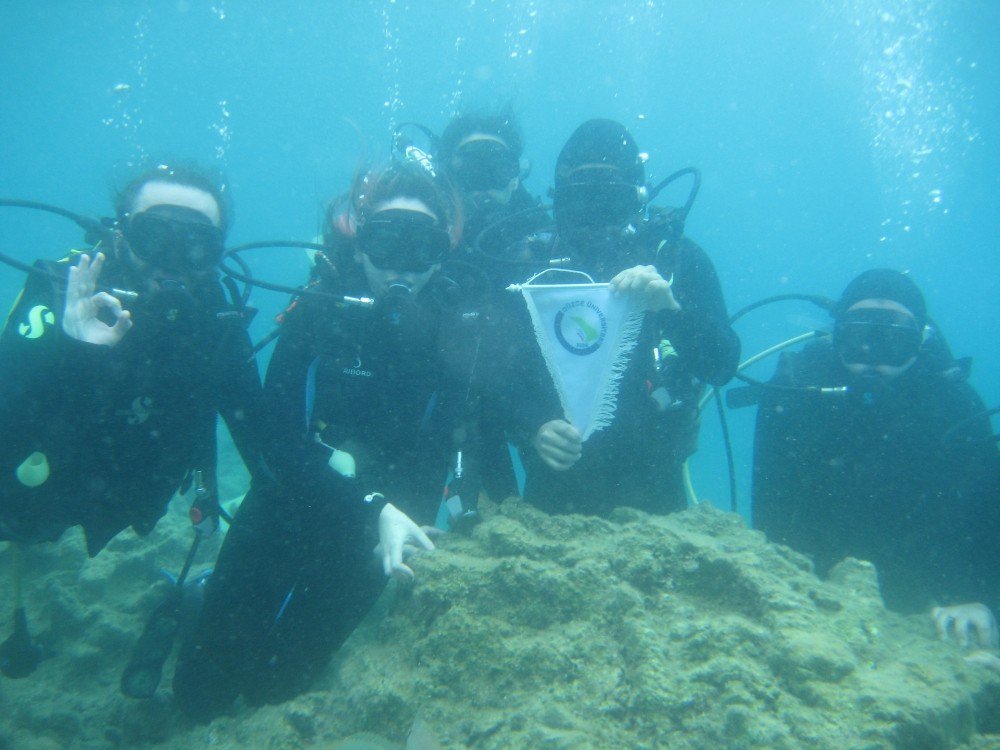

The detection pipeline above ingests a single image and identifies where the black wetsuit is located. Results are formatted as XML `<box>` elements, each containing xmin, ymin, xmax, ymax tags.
<box><xmin>752</xmin><ymin>337</ymin><xmax>1000</xmax><ymax>613</ymax></box>
<box><xmin>0</xmin><ymin>253</ymin><xmax>261</xmax><ymax>556</ymax></box>
<box><xmin>505</xmin><ymin>225</ymin><xmax>740</xmax><ymax>516</ymax></box>
<box><xmin>173</xmin><ymin>263</ymin><xmax>483</xmax><ymax>718</ymax></box>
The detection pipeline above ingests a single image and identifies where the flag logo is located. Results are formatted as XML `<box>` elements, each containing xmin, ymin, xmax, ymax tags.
<box><xmin>554</xmin><ymin>300</ymin><xmax>607</xmax><ymax>355</ymax></box>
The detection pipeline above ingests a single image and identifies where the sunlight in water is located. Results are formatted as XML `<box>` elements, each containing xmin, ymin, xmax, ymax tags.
<box><xmin>826</xmin><ymin>0</ymin><xmax>978</xmax><ymax>240</ymax></box>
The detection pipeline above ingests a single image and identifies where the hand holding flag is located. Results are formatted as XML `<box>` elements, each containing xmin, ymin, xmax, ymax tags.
<box><xmin>611</xmin><ymin>264</ymin><xmax>681</xmax><ymax>312</ymax></box>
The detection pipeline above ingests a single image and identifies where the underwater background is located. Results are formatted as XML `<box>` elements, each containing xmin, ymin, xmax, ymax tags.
<box><xmin>1</xmin><ymin>0</ymin><xmax>997</xmax><ymax>517</ymax></box>
<box><xmin>2</xmin><ymin>3</ymin><xmax>1000</xmax><ymax>749</ymax></box>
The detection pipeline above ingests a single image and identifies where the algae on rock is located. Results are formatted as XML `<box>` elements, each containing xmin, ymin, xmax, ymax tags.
<box><xmin>2</xmin><ymin>497</ymin><xmax>998</xmax><ymax>750</ymax></box>
<box><xmin>323</xmin><ymin>499</ymin><xmax>1000</xmax><ymax>750</ymax></box>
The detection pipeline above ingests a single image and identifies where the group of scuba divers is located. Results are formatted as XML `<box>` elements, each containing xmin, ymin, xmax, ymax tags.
<box><xmin>0</xmin><ymin>112</ymin><xmax>998</xmax><ymax>719</ymax></box>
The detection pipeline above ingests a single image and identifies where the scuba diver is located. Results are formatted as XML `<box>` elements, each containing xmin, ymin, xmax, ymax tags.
<box><xmin>0</xmin><ymin>164</ymin><xmax>261</xmax><ymax>555</ymax></box>
<box><xmin>752</xmin><ymin>269</ymin><xmax>1000</xmax><ymax>648</ymax></box>
<box><xmin>437</xmin><ymin>108</ymin><xmax>551</xmax><ymax>287</ymax></box>
<box><xmin>502</xmin><ymin>118</ymin><xmax>740</xmax><ymax>516</ymax></box>
<box><xmin>0</xmin><ymin>164</ymin><xmax>262</xmax><ymax>681</ymax></box>
<box><xmin>436</xmin><ymin>110</ymin><xmax>552</xmax><ymax>499</ymax></box>
<box><xmin>172</xmin><ymin>157</ymin><xmax>484</xmax><ymax>720</ymax></box>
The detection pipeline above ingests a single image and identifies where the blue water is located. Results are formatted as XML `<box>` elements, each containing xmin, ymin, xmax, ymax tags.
<box><xmin>1</xmin><ymin>0</ymin><xmax>997</xmax><ymax>513</ymax></box>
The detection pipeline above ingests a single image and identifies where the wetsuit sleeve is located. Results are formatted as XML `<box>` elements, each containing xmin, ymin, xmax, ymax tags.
<box><xmin>0</xmin><ymin>260</ymin><xmax>114</xmax><ymax>411</ymax></box>
<box><xmin>0</xmin><ymin>261</ymin><xmax>120</xmax><ymax>542</ymax></box>
<box><xmin>656</xmin><ymin>237</ymin><xmax>740</xmax><ymax>386</ymax></box>
<box><xmin>486</xmin><ymin>298</ymin><xmax>564</xmax><ymax>447</ymax></box>
<box><xmin>968</xmin><ymin>447</ymin><xmax>1000</xmax><ymax>612</ymax></box>
<box><xmin>0</xmin><ymin>271</ymin><xmax>59</xmax><ymax>403</ymax></box>
<box><xmin>750</xmin><ymin>351</ymin><xmax>812</xmax><ymax>543</ymax></box>
<box><xmin>257</xmin><ymin>301</ymin><xmax>374</xmax><ymax>518</ymax></box>
<box><xmin>931</xmin><ymin>382</ymin><xmax>1000</xmax><ymax>610</ymax></box>
<box><xmin>0</xmin><ymin>271</ymin><xmax>61</xmax><ymax>511</ymax></box>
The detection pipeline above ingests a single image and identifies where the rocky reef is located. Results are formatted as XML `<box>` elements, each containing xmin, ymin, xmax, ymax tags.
<box><xmin>317</xmin><ymin>500</ymin><xmax>1000</xmax><ymax>750</ymax></box>
<box><xmin>1</xmin><ymin>498</ymin><xmax>998</xmax><ymax>749</ymax></box>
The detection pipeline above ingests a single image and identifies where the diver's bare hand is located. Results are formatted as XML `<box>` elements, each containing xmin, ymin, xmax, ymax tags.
<box><xmin>611</xmin><ymin>264</ymin><xmax>680</xmax><ymax>312</ymax></box>
<box><xmin>932</xmin><ymin>603</ymin><xmax>1000</xmax><ymax>649</ymax></box>
<box><xmin>62</xmin><ymin>253</ymin><xmax>132</xmax><ymax>346</ymax></box>
<box><xmin>376</xmin><ymin>503</ymin><xmax>437</xmax><ymax>581</ymax></box>
<box><xmin>373</xmin><ymin>524</ymin><xmax>443</xmax><ymax>574</ymax></box>
<box><xmin>533</xmin><ymin>419</ymin><xmax>583</xmax><ymax>471</ymax></box>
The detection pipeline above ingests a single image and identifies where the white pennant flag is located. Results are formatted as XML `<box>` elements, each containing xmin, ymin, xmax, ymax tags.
<box><xmin>510</xmin><ymin>272</ymin><xmax>644</xmax><ymax>440</ymax></box>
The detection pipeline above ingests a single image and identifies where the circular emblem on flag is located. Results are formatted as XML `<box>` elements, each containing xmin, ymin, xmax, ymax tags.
<box><xmin>554</xmin><ymin>300</ymin><xmax>607</xmax><ymax>355</ymax></box>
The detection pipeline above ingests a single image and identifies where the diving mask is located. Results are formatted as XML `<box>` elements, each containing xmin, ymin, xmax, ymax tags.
<box><xmin>124</xmin><ymin>205</ymin><xmax>224</xmax><ymax>272</ymax></box>
<box><xmin>834</xmin><ymin>308</ymin><xmax>923</xmax><ymax>367</ymax></box>
<box><xmin>554</xmin><ymin>175</ymin><xmax>645</xmax><ymax>231</ymax></box>
<box><xmin>357</xmin><ymin>209</ymin><xmax>450</xmax><ymax>274</ymax></box>
<box><xmin>449</xmin><ymin>140</ymin><xmax>520</xmax><ymax>193</ymax></box>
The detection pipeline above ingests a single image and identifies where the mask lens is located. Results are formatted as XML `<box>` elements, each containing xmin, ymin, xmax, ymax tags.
<box><xmin>450</xmin><ymin>141</ymin><xmax>519</xmax><ymax>192</ymax></box>
<box><xmin>358</xmin><ymin>210</ymin><xmax>450</xmax><ymax>273</ymax></box>
<box><xmin>555</xmin><ymin>181</ymin><xmax>641</xmax><ymax>229</ymax></box>
<box><xmin>834</xmin><ymin>319</ymin><xmax>922</xmax><ymax>367</ymax></box>
<box><xmin>126</xmin><ymin>207</ymin><xmax>224</xmax><ymax>271</ymax></box>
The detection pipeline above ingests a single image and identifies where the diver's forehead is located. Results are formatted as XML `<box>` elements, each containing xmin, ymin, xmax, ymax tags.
<box><xmin>456</xmin><ymin>133</ymin><xmax>509</xmax><ymax>151</ymax></box>
<box><xmin>133</xmin><ymin>182</ymin><xmax>221</xmax><ymax>228</ymax></box>
<box><xmin>372</xmin><ymin>197</ymin><xmax>436</xmax><ymax>220</ymax></box>
<box><xmin>845</xmin><ymin>298</ymin><xmax>917</xmax><ymax>319</ymax></box>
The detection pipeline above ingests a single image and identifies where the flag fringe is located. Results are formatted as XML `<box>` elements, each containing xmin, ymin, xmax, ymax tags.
<box><xmin>585</xmin><ymin>307</ymin><xmax>644</xmax><ymax>439</ymax></box>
